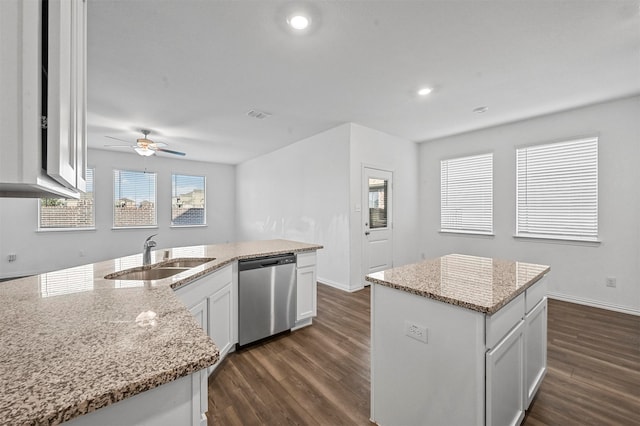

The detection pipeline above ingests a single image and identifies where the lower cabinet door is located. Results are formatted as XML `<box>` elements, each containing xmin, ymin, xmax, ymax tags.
<box><xmin>189</xmin><ymin>299</ymin><xmax>208</xmax><ymax>335</ymax></box>
<box><xmin>296</xmin><ymin>266</ymin><xmax>316</xmax><ymax>322</ymax></box>
<box><xmin>486</xmin><ymin>320</ymin><xmax>525</xmax><ymax>426</ymax></box>
<box><xmin>209</xmin><ymin>283</ymin><xmax>233</xmax><ymax>358</ymax></box>
<box><xmin>525</xmin><ymin>297</ymin><xmax>547</xmax><ymax>408</ymax></box>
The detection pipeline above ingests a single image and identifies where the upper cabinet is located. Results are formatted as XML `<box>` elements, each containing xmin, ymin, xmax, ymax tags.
<box><xmin>0</xmin><ymin>0</ymin><xmax>87</xmax><ymax>198</ymax></box>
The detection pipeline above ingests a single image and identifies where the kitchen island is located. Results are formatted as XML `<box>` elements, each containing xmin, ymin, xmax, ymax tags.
<box><xmin>366</xmin><ymin>254</ymin><xmax>550</xmax><ymax>426</ymax></box>
<box><xmin>0</xmin><ymin>239</ymin><xmax>321</xmax><ymax>425</ymax></box>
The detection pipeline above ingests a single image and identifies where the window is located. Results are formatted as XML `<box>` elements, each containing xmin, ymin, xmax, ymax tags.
<box><xmin>171</xmin><ymin>174</ymin><xmax>206</xmax><ymax>226</ymax></box>
<box><xmin>113</xmin><ymin>169</ymin><xmax>157</xmax><ymax>228</ymax></box>
<box><xmin>440</xmin><ymin>153</ymin><xmax>493</xmax><ymax>234</ymax></box>
<box><xmin>516</xmin><ymin>137</ymin><xmax>598</xmax><ymax>241</ymax></box>
<box><xmin>39</xmin><ymin>168</ymin><xmax>95</xmax><ymax>229</ymax></box>
<box><xmin>368</xmin><ymin>178</ymin><xmax>388</xmax><ymax>229</ymax></box>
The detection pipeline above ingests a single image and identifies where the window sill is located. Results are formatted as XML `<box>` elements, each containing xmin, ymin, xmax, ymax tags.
<box><xmin>112</xmin><ymin>226</ymin><xmax>159</xmax><ymax>230</ymax></box>
<box><xmin>439</xmin><ymin>230</ymin><xmax>495</xmax><ymax>237</ymax></box>
<box><xmin>513</xmin><ymin>234</ymin><xmax>601</xmax><ymax>246</ymax></box>
<box><xmin>37</xmin><ymin>227</ymin><xmax>96</xmax><ymax>233</ymax></box>
<box><xmin>170</xmin><ymin>224</ymin><xmax>207</xmax><ymax>228</ymax></box>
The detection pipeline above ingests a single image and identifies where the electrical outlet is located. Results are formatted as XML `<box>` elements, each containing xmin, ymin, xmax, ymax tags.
<box><xmin>7</xmin><ymin>254</ymin><xmax>16</xmax><ymax>262</ymax></box>
<box><xmin>606</xmin><ymin>277</ymin><xmax>617</xmax><ymax>288</ymax></box>
<box><xmin>405</xmin><ymin>321</ymin><xmax>428</xmax><ymax>343</ymax></box>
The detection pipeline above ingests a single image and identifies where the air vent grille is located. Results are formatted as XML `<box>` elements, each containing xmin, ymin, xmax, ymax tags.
<box><xmin>246</xmin><ymin>109</ymin><xmax>272</xmax><ymax>119</ymax></box>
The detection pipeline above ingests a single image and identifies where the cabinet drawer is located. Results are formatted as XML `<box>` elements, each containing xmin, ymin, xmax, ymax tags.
<box><xmin>525</xmin><ymin>275</ymin><xmax>547</xmax><ymax>313</ymax></box>
<box><xmin>296</xmin><ymin>251</ymin><xmax>316</xmax><ymax>268</ymax></box>
<box><xmin>486</xmin><ymin>293</ymin><xmax>525</xmax><ymax>349</ymax></box>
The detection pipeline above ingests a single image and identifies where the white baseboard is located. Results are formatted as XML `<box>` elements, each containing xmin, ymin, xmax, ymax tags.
<box><xmin>317</xmin><ymin>277</ymin><xmax>364</xmax><ymax>293</ymax></box>
<box><xmin>547</xmin><ymin>292</ymin><xmax>640</xmax><ymax>316</ymax></box>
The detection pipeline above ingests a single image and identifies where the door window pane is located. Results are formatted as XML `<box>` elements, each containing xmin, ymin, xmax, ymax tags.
<box><xmin>369</xmin><ymin>178</ymin><xmax>388</xmax><ymax>229</ymax></box>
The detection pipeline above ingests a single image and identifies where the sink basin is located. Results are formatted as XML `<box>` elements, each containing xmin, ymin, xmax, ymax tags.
<box><xmin>106</xmin><ymin>267</ymin><xmax>190</xmax><ymax>281</ymax></box>
<box><xmin>160</xmin><ymin>257</ymin><xmax>215</xmax><ymax>268</ymax></box>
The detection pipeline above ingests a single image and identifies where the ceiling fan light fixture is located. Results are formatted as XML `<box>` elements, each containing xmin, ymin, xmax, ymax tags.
<box><xmin>135</xmin><ymin>147</ymin><xmax>155</xmax><ymax>156</ymax></box>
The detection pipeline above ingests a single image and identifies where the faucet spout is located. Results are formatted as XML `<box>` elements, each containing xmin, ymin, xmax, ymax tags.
<box><xmin>143</xmin><ymin>234</ymin><xmax>158</xmax><ymax>265</ymax></box>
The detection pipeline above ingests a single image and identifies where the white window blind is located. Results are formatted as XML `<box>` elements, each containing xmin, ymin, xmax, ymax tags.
<box><xmin>39</xmin><ymin>168</ymin><xmax>95</xmax><ymax>229</ymax></box>
<box><xmin>441</xmin><ymin>153</ymin><xmax>493</xmax><ymax>234</ymax></box>
<box><xmin>113</xmin><ymin>169</ymin><xmax>157</xmax><ymax>228</ymax></box>
<box><xmin>516</xmin><ymin>137</ymin><xmax>598</xmax><ymax>241</ymax></box>
<box><xmin>171</xmin><ymin>174</ymin><xmax>206</xmax><ymax>226</ymax></box>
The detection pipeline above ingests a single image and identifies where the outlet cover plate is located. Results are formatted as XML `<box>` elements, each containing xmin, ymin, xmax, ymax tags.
<box><xmin>405</xmin><ymin>320</ymin><xmax>428</xmax><ymax>343</ymax></box>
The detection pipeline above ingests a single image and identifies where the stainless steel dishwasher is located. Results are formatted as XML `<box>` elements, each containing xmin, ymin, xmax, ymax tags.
<box><xmin>238</xmin><ymin>253</ymin><xmax>296</xmax><ymax>346</ymax></box>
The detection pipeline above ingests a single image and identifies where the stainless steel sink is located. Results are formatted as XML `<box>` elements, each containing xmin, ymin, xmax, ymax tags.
<box><xmin>160</xmin><ymin>257</ymin><xmax>215</xmax><ymax>268</ymax></box>
<box><xmin>104</xmin><ymin>257</ymin><xmax>216</xmax><ymax>281</ymax></box>
<box><xmin>105</xmin><ymin>267</ymin><xmax>189</xmax><ymax>281</ymax></box>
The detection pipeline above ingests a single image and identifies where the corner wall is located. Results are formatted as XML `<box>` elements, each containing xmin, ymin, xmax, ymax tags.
<box><xmin>349</xmin><ymin>123</ymin><xmax>420</xmax><ymax>290</ymax></box>
<box><xmin>418</xmin><ymin>96</ymin><xmax>640</xmax><ymax>314</ymax></box>
<box><xmin>0</xmin><ymin>149</ymin><xmax>236</xmax><ymax>278</ymax></box>
<box><xmin>235</xmin><ymin>124</ymin><xmax>352</xmax><ymax>288</ymax></box>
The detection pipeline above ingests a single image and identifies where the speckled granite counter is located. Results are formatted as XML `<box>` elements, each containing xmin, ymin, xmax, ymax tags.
<box><xmin>0</xmin><ymin>239</ymin><xmax>322</xmax><ymax>425</ymax></box>
<box><xmin>366</xmin><ymin>253</ymin><xmax>550</xmax><ymax>314</ymax></box>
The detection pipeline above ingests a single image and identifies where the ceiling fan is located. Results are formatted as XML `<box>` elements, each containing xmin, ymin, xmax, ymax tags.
<box><xmin>104</xmin><ymin>129</ymin><xmax>186</xmax><ymax>157</ymax></box>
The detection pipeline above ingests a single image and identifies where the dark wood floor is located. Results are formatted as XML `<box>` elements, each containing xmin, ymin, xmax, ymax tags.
<box><xmin>208</xmin><ymin>284</ymin><xmax>639</xmax><ymax>425</ymax></box>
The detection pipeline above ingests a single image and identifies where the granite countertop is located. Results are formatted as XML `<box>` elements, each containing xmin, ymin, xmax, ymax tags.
<box><xmin>366</xmin><ymin>254</ymin><xmax>550</xmax><ymax>315</ymax></box>
<box><xmin>0</xmin><ymin>239</ymin><xmax>322</xmax><ymax>425</ymax></box>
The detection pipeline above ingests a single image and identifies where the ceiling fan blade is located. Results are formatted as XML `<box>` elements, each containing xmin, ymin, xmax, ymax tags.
<box><xmin>156</xmin><ymin>147</ymin><xmax>186</xmax><ymax>156</ymax></box>
<box><xmin>104</xmin><ymin>144</ymin><xmax>135</xmax><ymax>148</ymax></box>
<box><xmin>105</xmin><ymin>135</ymin><xmax>132</xmax><ymax>144</ymax></box>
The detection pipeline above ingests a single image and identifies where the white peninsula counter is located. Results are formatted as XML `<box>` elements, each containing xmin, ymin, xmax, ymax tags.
<box><xmin>366</xmin><ymin>254</ymin><xmax>550</xmax><ymax>426</ymax></box>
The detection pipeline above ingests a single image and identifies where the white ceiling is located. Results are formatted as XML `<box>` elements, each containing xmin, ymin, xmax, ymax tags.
<box><xmin>87</xmin><ymin>0</ymin><xmax>640</xmax><ymax>164</ymax></box>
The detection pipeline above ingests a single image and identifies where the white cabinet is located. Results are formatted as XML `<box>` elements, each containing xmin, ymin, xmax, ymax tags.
<box><xmin>174</xmin><ymin>264</ymin><xmax>237</xmax><ymax>373</ymax></box>
<box><xmin>209</xmin><ymin>282</ymin><xmax>234</xmax><ymax>359</ymax></box>
<box><xmin>486</xmin><ymin>320</ymin><xmax>525</xmax><ymax>426</ymax></box>
<box><xmin>0</xmin><ymin>0</ymin><xmax>87</xmax><ymax>198</ymax></box>
<box><xmin>295</xmin><ymin>251</ymin><xmax>317</xmax><ymax>328</ymax></box>
<box><xmin>525</xmin><ymin>296</ymin><xmax>547</xmax><ymax>408</ymax></box>
<box><xmin>371</xmin><ymin>274</ymin><xmax>548</xmax><ymax>426</ymax></box>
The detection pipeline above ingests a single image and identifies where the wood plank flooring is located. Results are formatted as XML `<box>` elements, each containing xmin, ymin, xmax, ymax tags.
<box><xmin>208</xmin><ymin>284</ymin><xmax>640</xmax><ymax>425</ymax></box>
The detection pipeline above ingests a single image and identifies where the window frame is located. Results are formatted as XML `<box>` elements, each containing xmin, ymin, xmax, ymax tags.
<box><xmin>515</xmin><ymin>136</ymin><xmax>599</xmax><ymax>243</ymax></box>
<box><xmin>112</xmin><ymin>168</ymin><xmax>158</xmax><ymax>230</ymax></box>
<box><xmin>170</xmin><ymin>173</ymin><xmax>207</xmax><ymax>228</ymax></box>
<box><xmin>37</xmin><ymin>167</ymin><xmax>96</xmax><ymax>232</ymax></box>
<box><xmin>440</xmin><ymin>152</ymin><xmax>494</xmax><ymax>236</ymax></box>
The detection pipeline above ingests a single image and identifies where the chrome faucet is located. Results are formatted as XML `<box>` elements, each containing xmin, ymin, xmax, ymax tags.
<box><xmin>143</xmin><ymin>234</ymin><xmax>158</xmax><ymax>265</ymax></box>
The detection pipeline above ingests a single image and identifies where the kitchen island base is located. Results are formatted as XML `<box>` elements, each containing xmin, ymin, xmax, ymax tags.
<box><xmin>370</xmin><ymin>261</ymin><xmax>548</xmax><ymax>426</ymax></box>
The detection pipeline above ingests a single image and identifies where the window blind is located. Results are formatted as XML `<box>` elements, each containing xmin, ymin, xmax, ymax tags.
<box><xmin>171</xmin><ymin>174</ymin><xmax>206</xmax><ymax>226</ymax></box>
<box><xmin>516</xmin><ymin>137</ymin><xmax>598</xmax><ymax>241</ymax></box>
<box><xmin>440</xmin><ymin>153</ymin><xmax>493</xmax><ymax>234</ymax></box>
<box><xmin>113</xmin><ymin>169</ymin><xmax>157</xmax><ymax>228</ymax></box>
<box><xmin>39</xmin><ymin>168</ymin><xmax>94</xmax><ymax>229</ymax></box>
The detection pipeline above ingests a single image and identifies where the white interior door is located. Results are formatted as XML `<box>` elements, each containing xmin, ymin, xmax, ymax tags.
<box><xmin>362</xmin><ymin>167</ymin><xmax>393</xmax><ymax>285</ymax></box>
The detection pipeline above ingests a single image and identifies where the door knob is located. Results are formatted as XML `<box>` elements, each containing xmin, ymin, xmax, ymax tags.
<box><xmin>365</xmin><ymin>231</ymin><xmax>370</xmax><ymax>236</ymax></box>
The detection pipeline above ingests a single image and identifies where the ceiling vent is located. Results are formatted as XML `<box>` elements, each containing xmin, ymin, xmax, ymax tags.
<box><xmin>246</xmin><ymin>109</ymin><xmax>272</xmax><ymax>119</ymax></box>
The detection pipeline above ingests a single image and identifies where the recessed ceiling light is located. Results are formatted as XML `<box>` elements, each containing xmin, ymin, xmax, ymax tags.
<box><xmin>473</xmin><ymin>106</ymin><xmax>489</xmax><ymax>114</ymax></box>
<box><xmin>288</xmin><ymin>14</ymin><xmax>310</xmax><ymax>30</ymax></box>
<box><xmin>417</xmin><ymin>87</ymin><xmax>433</xmax><ymax>96</ymax></box>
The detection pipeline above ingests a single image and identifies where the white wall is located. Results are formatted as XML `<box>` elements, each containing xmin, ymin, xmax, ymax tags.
<box><xmin>349</xmin><ymin>123</ymin><xmax>420</xmax><ymax>289</ymax></box>
<box><xmin>418</xmin><ymin>96</ymin><xmax>640</xmax><ymax>314</ymax></box>
<box><xmin>235</xmin><ymin>124</ymin><xmax>352</xmax><ymax>287</ymax></box>
<box><xmin>0</xmin><ymin>148</ymin><xmax>236</xmax><ymax>278</ymax></box>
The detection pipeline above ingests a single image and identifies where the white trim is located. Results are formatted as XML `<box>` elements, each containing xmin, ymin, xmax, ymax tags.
<box><xmin>547</xmin><ymin>292</ymin><xmax>639</xmax><ymax>316</ymax></box>
<box><xmin>317</xmin><ymin>277</ymin><xmax>360</xmax><ymax>293</ymax></box>
<box><xmin>36</xmin><ymin>227</ymin><xmax>96</xmax><ymax>233</ymax></box>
